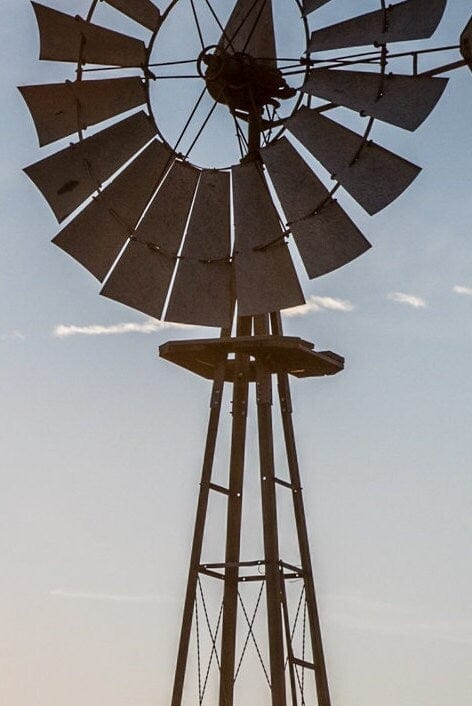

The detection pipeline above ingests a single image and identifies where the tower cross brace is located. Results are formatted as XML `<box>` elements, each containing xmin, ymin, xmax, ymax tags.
<box><xmin>160</xmin><ymin>311</ymin><xmax>344</xmax><ymax>706</ymax></box>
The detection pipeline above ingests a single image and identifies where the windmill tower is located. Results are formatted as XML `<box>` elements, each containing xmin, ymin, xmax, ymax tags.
<box><xmin>20</xmin><ymin>1</ymin><xmax>471</xmax><ymax>704</ymax></box>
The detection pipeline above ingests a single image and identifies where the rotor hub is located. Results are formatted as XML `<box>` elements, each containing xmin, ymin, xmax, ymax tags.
<box><xmin>198</xmin><ymin>46</ymin><xmax>296</xmax><ymax>115</ymax></box>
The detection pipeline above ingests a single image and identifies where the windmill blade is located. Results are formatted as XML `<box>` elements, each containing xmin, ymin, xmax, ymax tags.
<box><xmin>301</xmin><ymin>69</ymin><xmax>448</xmax><ymax>132</ymax></box>
<box><xmin>309</xmin><ymin>0</ymin><xmax>447</xmax><ymax>52</ymax></box>
<box><xmin>52</xmin><ymin>140</ymin><xmax>171</xmax><ymax>281</ymax></box>
<box><xmin>286</xmin><ymin>107</ymin><xmax>421</xmax><ymax>214</ymax></box>
<box><xmin>166</xmin><ymin>170</ymin><xmax>233</xmax><ymax>328</ymax></box>
<box><xmin>19</xmin><ymin>77</ymin><xmax>146</xmax><ymax>147</ymax></box>
<box><xmin>303</xmin><ymin>0</ymin><xmax>334</xmax><ymax>16</ymax></box>
<box><xmin>219</xmin><ymin>0</ymin><xmax>276</xmax><ymax>66</ymax></box>
<box><xmin>101</xmin><ymin>161</ymin><xmax>200</xmax><ymax>321</ymax></box>
<box><xmin>104</xmin><ymin>0</ymin><xmax>161</xmax><ymax>31</ymax></box>
<box><xmin>461</xmin><ymin>17</ymin><xmax>472</xmax><ymax>71</ymax></box>
<box><xmin>232</xmin><ymin>161</ymin><xmax>304</xmax><ymax>317</ymax></box>
<box><xmin>24</xmin><ymin>111</ymin><xmax>157</xmax><ymax>223</ymax></box>
<box><xmin>32</xmin><ymin>2</ymin><xmax>146</xmax><ymax>66</ymax></box>
<box><xmin>262</xmin><ymin>137</ymin><xmax>371</xmax><ymax>278</ymax></box>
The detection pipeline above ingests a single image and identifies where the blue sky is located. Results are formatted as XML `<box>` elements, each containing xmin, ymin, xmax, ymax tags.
<box><xmin>1</xmin><ymin>1</ymin><xmax>472</xmax><ymax>705</ymax></box>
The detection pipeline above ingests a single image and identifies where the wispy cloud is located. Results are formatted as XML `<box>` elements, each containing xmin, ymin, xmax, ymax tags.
<box><xmin>387</xmin><ymin>292</ymin><xmax>426</xmax><ymax>309</ymax></box>
<box><xmin>49</xmin><ymin>588</ymin><xmax>164</xmax><ymax>603</ymax></box>
<box><xmin>53</xmin><ymin>317</ymin><xmax>195</xmax><ymax>338</ymax></box>
<box><xmin>1</xmin><ymin>330</ymin><xmax>25</xmax><ymax>341</ymax></box>
<box><xmin>322</xmin><ymin>594</ymin><xmax>472</xmax><ymax>646</ymax></box>
<box><xmin>284</xmin><ymin>295</ymin><xmax>355</xmax><ymax>317</ymax></box>
<box><xmin>453</xmin><ymin>285</ymin><xmax>472</xmax><ymax>296</ymax></box>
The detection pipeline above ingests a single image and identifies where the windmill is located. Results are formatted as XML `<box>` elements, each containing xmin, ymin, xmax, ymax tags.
<box><xmin>20</xmin><ymin>1</ymin><xmax>471</xmax><ymax>704</ymax></box>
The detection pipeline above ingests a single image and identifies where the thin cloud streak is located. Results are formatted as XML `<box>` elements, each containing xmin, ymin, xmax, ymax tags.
<box><xmin>53</xmin><ymin>317</ymin><xmax>196</xmax><ymax>338</ymax></box>
<box><xmin>387</xmin><ymin>292</ymin><xmax>426</xmax><ymax>308</ymax></box>
<box><xmin>49</xmin><ymin>588</ymin><xmax>163</xmax><ymax>603</ymax></box>
<box><xmin>323</xmin><ymin>594</ymin><xmax>472</xmax><ymax>646</ymax></box>
<box><xmin>1</xmin><ymin>329</ymin><xmax>25</xmax><ymax>341</ymax></box>
<box><xmin>284</xmin><ymin>295</ymin><xmax>355</xmax><ymax>317</ymax></box>
<box><xmin>453</xmin><ymin>285</ymin><xmax>472</xmax><ymax>296</ymax></box>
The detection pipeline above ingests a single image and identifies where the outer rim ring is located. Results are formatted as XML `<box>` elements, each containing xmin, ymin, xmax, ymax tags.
<box><xmin>80</xmin><ymin>0</ymin><xmax>312</xmax><ymax>170</ymax></box>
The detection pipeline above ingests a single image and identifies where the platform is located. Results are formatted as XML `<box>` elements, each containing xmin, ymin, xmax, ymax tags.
<box><xmin>159</xmin><ymin>335</ymin><xmax>344</xmax><ymax>381</ymax></box>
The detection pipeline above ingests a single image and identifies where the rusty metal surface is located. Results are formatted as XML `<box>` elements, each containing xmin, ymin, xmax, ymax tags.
<box><xmin>100</xmin><ymin>160</ymin><xmax>199</xmax><ymax>320</ymax></box>
<box><xmin>19</xmin><ymin>77</ymin><xmax>146</xmax><ymax>147</ymax></box>
<box><xmin>24</xmin><ymin>111</ymin><xmax>156</xmax><ymax>222</ymax></box>
<box><xmin>104</xmin><ymin>0</ymin><xmax>161</xmax><ymax>31</ymax></box>
<box><xmin>166</xmin><ymin>170</ymin><xmax>233</xmax><ymax>328</ymax></box>
<box><xmin>262</xmin><ymin>137</ymin><xmax>370</xmax><ymax>278</ymax></box>
<box><xmin>218</xmin><ymin>0</ymin><xmax>276</xmax><ymax>66</ymax></box>
<box><xmin>287</xmin><ymin>107</ymin><xmax>421</xmax><ymax>215</ymax></box>
<box><xmin>232</xmin><ymin>162</ymin><xmax>304</xmax><ymax>316</ymax></box>
<box><xmin>302</xmin><ymin>70</ymin><xmax>448</xmax><ymax>132</ymax></box>
<box><xmin>32</xmin><ymin>2</ymin><xmax>146</xmax><ymax>66</ymax></box>
<box><xmin>309</xmin><ymin>0</ymin><xmax>447</xmax><ymax>52</ymax></box>
<box><xmin>52</xmin><ymin>140</ymin><xmax>170</xmax><ymax>281</ymax></box>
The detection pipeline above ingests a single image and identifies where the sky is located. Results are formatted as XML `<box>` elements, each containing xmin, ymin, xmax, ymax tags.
<box><xmin>1</xmin><ymin>1</ymin><xmax>472</xmax><ymax>705</ymax></box>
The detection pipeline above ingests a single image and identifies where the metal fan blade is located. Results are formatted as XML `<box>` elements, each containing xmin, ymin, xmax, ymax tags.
<box><xmin>53</xmin><ymin>140</ymin><xmax>171</xmax><ymax>281</ymax></box>
<box><xmin>303</xmin><ymin>0</ymin><xmax>334</xmax><ymax>16</ymax></box>
<box><xmin>219</xmin><ymin>0</ymin><xmax>276</xmax><ymax>66</ymax></box>
<box><xmin>166</xmin><ymin>170</ymin><xmax>233</xmax><ymax>328</ymax></box>
<box><xmin>286</xmin><ymin>107</ymin><xmax>421</xmax><ymax>214</ymax></box>
<box><xmin>101</xmin><ymin>161</ymin><xmax>200</xmax><ymax>321</ymax></box>
<box><xmin>232</xmin><ymin>161</ymin><xmax>304</xmax><ymax>316</ymax></box>
<box><xmin>24</xmin><ymin>111</ymin><xmax>156</xmax><ymax>223</ymax></box>
<box><xmin>262</xmin><ymin>137</ymin><xmax>371</xmax><ymax>278</ymax></box>
<box><xmin>104</xmin><ymin>0</ymin><xmax>161</xmax><ymax>31</ymax></box>
<box><xmin>19</xmin><ymin>77</ymin><xmax>146</xmax><ymax>147</ymax></box>
<box><xmin>301</xmin><ymin>69</ymin><xmax>448</xmax><ymax>132</ymax></box>
<box><xmin>461</xmin><ymin>17</ymin><xmax>472</xmax><ymax>71</ymax></box>
<box><xmin>32</xmin><ymin>2</ymin><xmax>146</xmax><ymax>66</ymax></box>
<box><xmin>309</xmin><ymin>0</ymin><xmax>447</xmax><ymax>52</ymax></box>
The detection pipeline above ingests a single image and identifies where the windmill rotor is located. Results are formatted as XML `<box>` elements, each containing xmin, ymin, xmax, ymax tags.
<box><xmin>19</xmin><ymin>3</ymin><xmax>471</xmax><ymax>705</ymax></box>
<box><xmin>21</xmin><ymin>0</ymin><xmax>470</xmax><ymax>330</ymax></box>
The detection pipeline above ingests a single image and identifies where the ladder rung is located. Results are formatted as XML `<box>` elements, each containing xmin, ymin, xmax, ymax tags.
<box><xmin>274</xmin><ymin>477</ymin><xmax>302</xmax><ymax>492</ymax></box>
<box><xmin>274</xmin><ymin>477</ymin><xmax>293</xmax><ymax>489</ymax></box>
<box><xmin>208</xmin><ymin>482</ymin><xmax>230</xmax><ymax>495</ymax></box>
<box><xmin>198</xmin><ymin>566</ymin><xmax>225</xmax><ymax>580</ymax></box>
<box><xmin>280</xmin><ymin>560</ymin><xmax>303</xmax><ymax>575</ymax></box>
<box><xmin>293</xmin><ymin>657</ymin><xmax>315</xmax><ymax>671</ymax></box>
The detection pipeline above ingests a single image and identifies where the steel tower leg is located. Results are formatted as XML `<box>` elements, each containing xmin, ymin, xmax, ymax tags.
<box><xmin>171</xmin><ymin>357</ymin><xmax>228</xmax><ymax>706</ymax></box>
<box><xmin>219</xmin><ymin>316</ymin><xmax>252</xmax><ymax>706</ymax></box>
<box><xmin>271</xmin><ymin>312</ymin><xmax>332</xmax><ymax>706</ymax></box>
<box><xmin>167</xmin><ymin>313</ymin><xmax>338</xmax><ymax>706</ymax></box>
<box><xmin>254</xmin><ymin>315</ymin><xmax>287</xmax><ymax>706</ymax></box>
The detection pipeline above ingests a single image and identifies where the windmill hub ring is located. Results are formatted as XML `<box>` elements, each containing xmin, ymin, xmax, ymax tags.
<box><xmin>197</xmin><ymin>46</ymin><xmax>297</xmax><ymax>116</ymax></box>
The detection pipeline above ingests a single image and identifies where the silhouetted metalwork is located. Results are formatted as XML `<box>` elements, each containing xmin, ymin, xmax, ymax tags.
<box><xmin>20</xmin><ymin>1</ymin><xmax>470</xmax><ymax>704</ymax></box>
